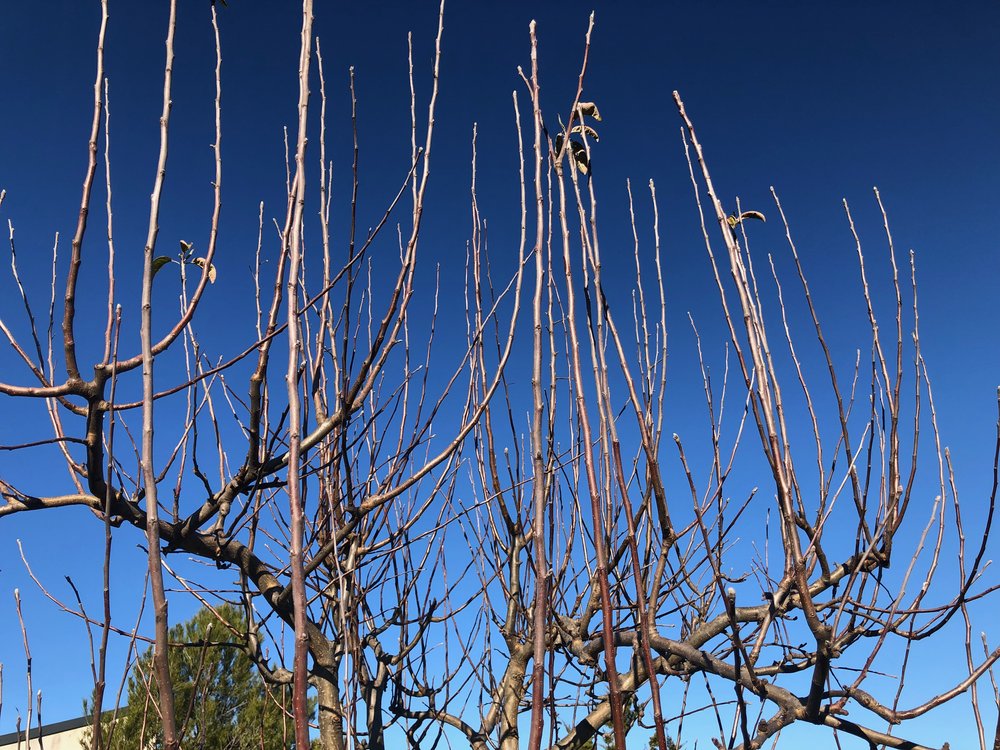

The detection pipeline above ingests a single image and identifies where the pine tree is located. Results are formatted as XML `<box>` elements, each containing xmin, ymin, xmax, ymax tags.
<box><xmin>84</xmin><ymin>604</ymin><xmax>311</xmax><ymax>749</ymax></box>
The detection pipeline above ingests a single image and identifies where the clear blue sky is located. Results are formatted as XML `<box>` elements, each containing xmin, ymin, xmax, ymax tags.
<box><xmin>0</xmin><ymin>0</ymin><xmax>997</xmax><ymax>744</ymax></box>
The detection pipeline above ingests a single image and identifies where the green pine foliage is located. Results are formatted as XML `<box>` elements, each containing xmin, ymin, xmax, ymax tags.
<box><xmin>84</xmin><ymin>604</ymin><xmax>311</xmax><ymax>749</ymax></box>
<box><xmin>578</xmin><ymin>695</ymin><xmax>680</xmax><ymax>750</ymax></box>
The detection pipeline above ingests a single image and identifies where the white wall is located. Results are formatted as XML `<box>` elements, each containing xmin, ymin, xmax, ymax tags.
<box><xmin>0</xmin><ymin>721</ymin><xmax>89</xmax><ymax>750</ymax></box>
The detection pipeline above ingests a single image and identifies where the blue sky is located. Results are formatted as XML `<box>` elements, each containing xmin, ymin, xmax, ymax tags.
<box><xmin>0</xmin><ymin>0</ymin><xmax>998</xmax><ymax>745</ymax></box>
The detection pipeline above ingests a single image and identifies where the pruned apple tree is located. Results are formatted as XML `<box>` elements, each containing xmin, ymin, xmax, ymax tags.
<box><xmin>0</xmin><ymin>3</ymin><xmax>997</xmax><ymax>750</ymax></box>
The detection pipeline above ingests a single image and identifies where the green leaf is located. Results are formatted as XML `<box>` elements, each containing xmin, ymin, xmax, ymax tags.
<box><xmin>151</xmin><ymin>256</ymin><xmax>173</xmax><ymax>279</ymax></box>
<box><xmin>191</xmin><ymin>257</ymin><xmax>217</xmax><ymax>284</ymax></box>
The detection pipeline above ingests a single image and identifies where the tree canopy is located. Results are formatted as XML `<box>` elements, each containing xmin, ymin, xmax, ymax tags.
<box><xmin>0</xmin><ymin>3</ymin><xmax>996</xmax><ymax>750</ymax></box>
<box><xmin>87</xmin><ymin>604</ymin><xmax>306</xmax><ymax>750</ymax></box>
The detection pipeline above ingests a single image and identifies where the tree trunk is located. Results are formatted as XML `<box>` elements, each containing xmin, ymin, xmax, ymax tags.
<box><xmin>499</xmin><ymin>654</ymin><xmax>529</xmax><ymax>750</ymax></box>
<box><xmin>315</xmin><ymin>672</ymin><xmax>346</xmax><ymax>750</ymax></box>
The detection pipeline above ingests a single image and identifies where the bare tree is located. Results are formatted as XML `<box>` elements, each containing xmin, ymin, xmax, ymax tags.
<box><xmin>0</xmin><ymin>4</ymin><xmax>996</xmax><ymax>750</ymax></box>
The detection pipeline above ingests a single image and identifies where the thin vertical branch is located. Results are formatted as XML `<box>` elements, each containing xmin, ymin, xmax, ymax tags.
<box><xmin>63</xmin><ymin>0</ymin><xmax>108</xmax><ymax>381</ymax></box>
<box><xmin>101</xmin><ymin>76</ymin><xmax>116</xmax><ymax>368</ymax></box>
<box><xmin>139</xmin><ymin>1</ymin><xmax>180</xmax><ymax>746</ymax></box>
<box><xmin>526</xmin><ymin>18</ymin><xmax>549</xmax><ymax>750</ymax></box>
<box><xmin>285</xmin><ymin>1</ymin><xmax>316</xmax><ymax>747</ymax></box>
<box><xmin>15</xmin><ymin>589</ymin><xmax>32</xmax><ymax>748</ymax></box>
<box><xmin>92</xmin><ymin>305</ymin><xmax>121</xmax><ymax>750</ymax></box>
<box><xmin>542</xmin><ymin>14</ymin><xmax>628</xmax><ymax>748</ymax></box>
